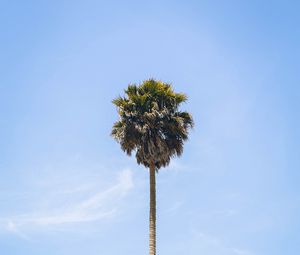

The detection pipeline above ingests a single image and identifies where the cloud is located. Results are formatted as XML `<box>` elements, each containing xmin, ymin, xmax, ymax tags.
<box><xmin>0</xmin><ymin>169</ymin><xmax>133</xmax><ymax>237</ymax></box>
<box><xmin>5</xmin><ymin>220</ymin><xmax>30</xmax><ymax>240</ymax></box>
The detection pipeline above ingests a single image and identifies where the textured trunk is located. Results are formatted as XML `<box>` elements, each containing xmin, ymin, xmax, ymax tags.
<box><xmin>149</xmin><ymin>162</ymin><xmax>156</xmax><ymax>255</ymax></box>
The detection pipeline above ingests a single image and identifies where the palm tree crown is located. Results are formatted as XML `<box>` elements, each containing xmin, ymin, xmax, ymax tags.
<box><xmin>111</xmin><ymin>79</ymin><xmax>194</xmax><ymax>170</ymax></box>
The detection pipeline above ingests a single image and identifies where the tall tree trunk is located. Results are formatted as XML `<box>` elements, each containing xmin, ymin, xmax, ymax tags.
<box><xmin>149</xmin><ymin>162</ymin><xmax>156</xmax><ymax>255</ymax></box>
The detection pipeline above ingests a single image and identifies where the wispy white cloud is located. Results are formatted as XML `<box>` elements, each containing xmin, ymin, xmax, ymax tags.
<box><xmin>0</xmin><ymin>169</ymin><xmax>133</xmax><ymax>237</ymax></box>
<box><xmin>5</xmin><ymin>220</ymin><xmax>31</xmax><ymax>240</ymax></box>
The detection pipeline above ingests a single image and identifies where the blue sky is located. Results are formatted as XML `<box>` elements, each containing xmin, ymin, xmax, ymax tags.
<box><xmin>0</xmin><ymin>0</ymin><xmax>299</xmax><ymax>254</ymax></box>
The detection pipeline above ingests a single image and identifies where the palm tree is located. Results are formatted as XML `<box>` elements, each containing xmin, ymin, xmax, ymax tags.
<box><xmin>111</xmin><ymin>79</ymin><xmax>193</xmax><ymax>255</ymax></box>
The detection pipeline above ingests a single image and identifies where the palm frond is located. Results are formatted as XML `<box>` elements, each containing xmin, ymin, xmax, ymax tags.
<box><xmin>111</xmin><ymin>79</ymin><xmax>194</xmax><ymax>170</ymax></box>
